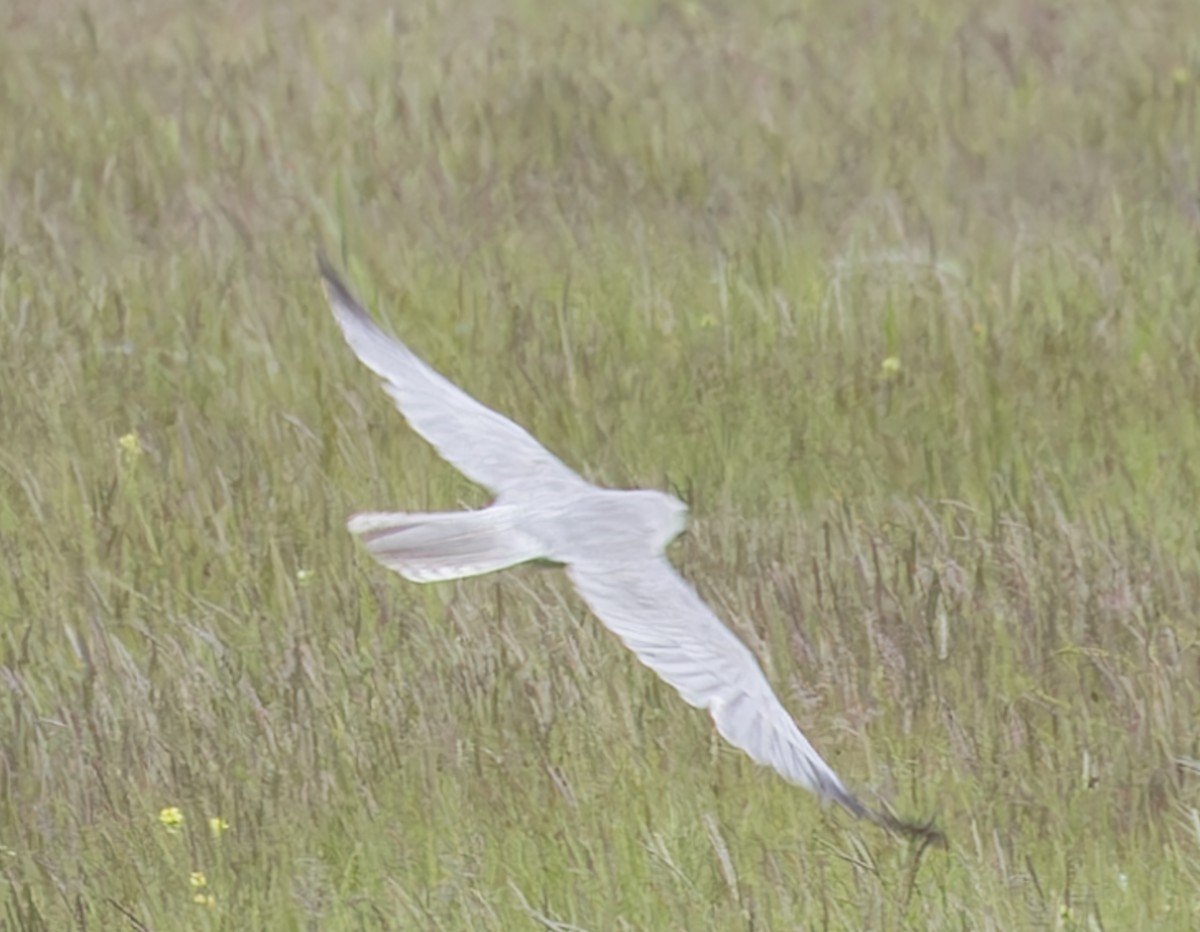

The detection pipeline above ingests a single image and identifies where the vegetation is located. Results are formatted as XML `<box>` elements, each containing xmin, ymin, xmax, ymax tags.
<box><xmin>2</xmin><ymin>0</ymin><xmax>1198</xmax><ymax>927</ymax></box>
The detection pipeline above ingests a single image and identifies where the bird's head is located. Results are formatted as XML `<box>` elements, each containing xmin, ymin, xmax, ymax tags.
<box><xmin>647</xmin><ymin>490</ymin><xmax>689</xmax><ymax>551</ymax></box>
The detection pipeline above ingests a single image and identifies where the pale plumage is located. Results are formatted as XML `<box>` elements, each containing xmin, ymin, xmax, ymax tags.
<box><xmin>318</xmin><ymin>255</ymin><xmax>940</xmax><ymax>842</ymax></box>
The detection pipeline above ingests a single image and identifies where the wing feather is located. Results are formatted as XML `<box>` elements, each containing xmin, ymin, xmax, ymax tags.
<box><xmin>568</xmin><ymin>558</ymin><xmax>870</xmax><ymax>816</ymax></box>
<box><xmin>318</xmin><ymin>256</ymin><xmax>585</xmax><ymax>496</ymax></box>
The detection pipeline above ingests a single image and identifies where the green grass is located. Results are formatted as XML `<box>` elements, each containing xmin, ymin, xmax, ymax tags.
<box><xmin>2</xmin><ymin>0</ymin><xmax>1200</xmax><ymax>928</ymax></box>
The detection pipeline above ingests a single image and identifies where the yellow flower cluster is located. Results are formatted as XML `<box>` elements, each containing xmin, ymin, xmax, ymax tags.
<box><xmin>118</xmin><ymin>432</ymin><xmax>144</xmax><ymax>467</ymax></box>
<box><xmin>158</xmin><ymin>807</ymin><xmax>184</xmax><ymax>834</ymax></box>
<box><xmin>190</xmin><ymin>871</ymin><xmax>215</xmax><ymax>906</ymax></box>
<box><xmin>158</xmin><ymin>807</ymin><xmax>232</xmax><ymax>838</ymax></box>
<box><xmin>158</xmin><ymin>808</ymin><xmax>232</xmax><ymax>906</ymax></box>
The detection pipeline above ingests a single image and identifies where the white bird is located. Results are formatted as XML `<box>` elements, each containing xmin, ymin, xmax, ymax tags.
<box><xmin>318</xmin><ymin>255</ymin><xmax>940</xmax><ymax>842</ymax></box>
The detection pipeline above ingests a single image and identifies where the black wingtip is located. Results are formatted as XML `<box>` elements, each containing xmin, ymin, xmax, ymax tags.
<box><xmin>823</xmin><ymin>776</ymin><xmax>945</xmax><ymax>847</ymax></box>
<box><xmin>314</xmin><ymin>250</ymin><xmax>372</xmax><ymax>323</ymax></box>
<box><xmin>871</xmin><ymin>808</ymin><xmax>948</xmax><ymax>849</ymax></box>
<box><xmin>315</xmin><ymin>249</ymin><xmax>339</xmax><ymax>284</ymax></box>
<box><xmin>314</xmin><ymin>250</ymin><xmax>351</xmax><ymax>300</ymax></box>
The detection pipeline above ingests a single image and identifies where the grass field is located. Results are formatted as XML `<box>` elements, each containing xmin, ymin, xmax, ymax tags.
<box><xmin>3</xmin><ymin>0</ymin><xmax>1200</xmax><ymax>928</ymax></box>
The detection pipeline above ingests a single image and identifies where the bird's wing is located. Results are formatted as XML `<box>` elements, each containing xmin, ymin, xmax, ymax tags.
<box><xmin>318</xmin><ymin>256</ymin><xmax>586</xmax><ymax>496</ymax></box>
<box><xmin>569</xmin><ymin>557</ymin><xmax>943</xmax><ymax>843</ymax></box>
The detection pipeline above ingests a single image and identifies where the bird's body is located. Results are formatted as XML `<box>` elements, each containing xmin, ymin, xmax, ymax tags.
<box><xmin>318</xmin><ymin>255</ymin><xmax>940</xmax><ymax>842</ymax></box>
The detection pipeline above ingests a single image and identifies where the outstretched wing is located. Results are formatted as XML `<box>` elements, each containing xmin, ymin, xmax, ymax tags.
<box><xmin>318</xmin><ymin>256</ymin><xmax>586</xmax><ymax>496</ymax></box>
<box><xmin>568</xmin><ymin>558</ymin><xmax>865</xmax><ymax>814</ymax></box>
<box><xmin>569</xmin><ymin>557</ymin><xmax>943</xmax><ymax>842</ymax></box>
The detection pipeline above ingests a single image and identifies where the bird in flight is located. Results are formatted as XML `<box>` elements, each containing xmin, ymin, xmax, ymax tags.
<box><xmin>318</xmin><ymin>255</ymin><xmax>941</xmax><ymax>843</ymax></box>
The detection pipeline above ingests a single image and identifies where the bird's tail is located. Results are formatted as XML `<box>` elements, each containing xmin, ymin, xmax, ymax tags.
<box><xmin>347</xmin><ymin>506</ymin><xmax>545</xmax><ymax>583</ymax></box>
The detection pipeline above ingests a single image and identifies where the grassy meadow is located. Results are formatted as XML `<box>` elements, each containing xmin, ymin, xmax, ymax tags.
<box><xmin>3</xmin><ymin>0</ymin><xmax>1200</xmax><ymax>927</ymax></box>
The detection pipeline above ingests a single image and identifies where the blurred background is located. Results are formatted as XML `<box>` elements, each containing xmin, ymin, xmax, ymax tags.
<box><xmin>2</xmin><ymin>0</ymin><xmax>1199</xmax><ymax>928</ymax></box>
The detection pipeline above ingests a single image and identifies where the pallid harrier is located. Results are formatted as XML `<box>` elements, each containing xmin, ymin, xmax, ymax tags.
<box><xmin>319</xmin><ymin>255</ymin><xmax>940</xmax><ymax>843</ymax></box>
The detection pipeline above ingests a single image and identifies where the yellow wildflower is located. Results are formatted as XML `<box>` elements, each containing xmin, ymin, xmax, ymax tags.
<box><xmin>118</xmin><ymin>432</ymin><xmax>144</xmax><ymax>465</ymax></box>
<box><xmin>159</xmin><ymin>807</ymin><xmax>185</xmax><ymax>834</ymax></box>
<box><xmin>193</xmin><ymin>893</ymin><xmax>216</xmax><ymax>907</ymax></box>
<box><xmin>880</xmin><ymin>356</ymin><xmax>902</xmax><ymax>378</ymax></box>
<box><xmin>208</xmin><ymin>817</ymin><xmax>230</xmax><ymax>838</ymax></box>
